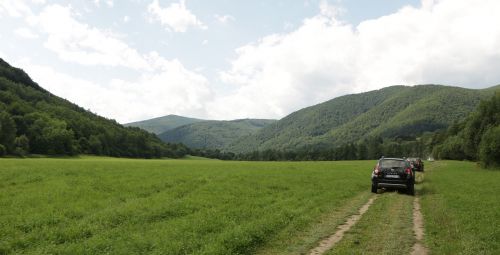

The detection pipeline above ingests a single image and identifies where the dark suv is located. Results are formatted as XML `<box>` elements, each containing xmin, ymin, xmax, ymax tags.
<box><xmin>407</xmin><ymin>157</ymin><xmax>424</xmax><ymax>172</ymax></box>
<box><xmin>371</xmin><ymin>157</ymin><xmax>415</xmax><ymax>195</ymax></box>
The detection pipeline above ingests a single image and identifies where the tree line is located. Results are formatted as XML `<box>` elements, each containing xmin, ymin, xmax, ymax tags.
<box><xmin>191</xmin><ymin>134</ymin><xmax>434</xmax><ymax>161</ymax></box>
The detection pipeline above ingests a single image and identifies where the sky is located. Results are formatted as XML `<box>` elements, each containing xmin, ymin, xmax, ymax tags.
<box><xmin>1</xmin><ymin>0</ymin><xmax>500</xmax><ymax>123</ymax></box>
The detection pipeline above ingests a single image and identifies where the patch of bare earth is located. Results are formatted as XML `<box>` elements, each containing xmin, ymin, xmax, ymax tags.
<box><xmin>308</xmin><ymin>196</ymin><xmax>377</xmax><ymax>255</ymax></box>
<box><xmin>411</xmin><ymin>197</ymin><xmax>428</xmax><ymax>255</ymax></box>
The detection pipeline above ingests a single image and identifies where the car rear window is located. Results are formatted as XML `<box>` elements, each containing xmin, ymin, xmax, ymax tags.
<box><xmin>380</xmin><ymin>159</ymin><xmax>406</xmax><ymax>168</ymax></box>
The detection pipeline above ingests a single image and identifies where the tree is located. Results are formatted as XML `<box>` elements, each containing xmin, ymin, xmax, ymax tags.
<box><xmin>89</xmin><ymin>135</ymin><xmax>103</xmax><ymax>155</ymax></box>
<box><xmin>479</xmin><ymin>126</ymin><xmax>500</xmax><ymax>167</ymax></box>
<box><xmin>0</xmin><ymin>111</ymin><xmax>16</xmax><ymax>152</ymax></box>
<box><xmin>0</xmin><ymin>144</ymin><xmax>6</xmax><ymax>156</ymax></box>
<box><xmin>356</xmin><ymin>142</ymin><xmax>368</xmax><ymax>160</ymax></box>
<box><xmin>366</xmin><ymin>136</ymin><xmax>383</xmax><ymax>159</ymax></box>
<box><xmin>14</xmin><ymin>135</ymin><xmax>29</xmax><ymax>156</ymax></box>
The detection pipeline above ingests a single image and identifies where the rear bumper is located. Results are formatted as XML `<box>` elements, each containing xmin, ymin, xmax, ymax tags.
<box><xmin>376</xmin><ymin>182</ymin><xmax>408</xmax><ymax>189</ymax></box>
<box><xmin>372</xmin><ymin>178</ymin><xmax>411</xmax><ymax>189</ymax></box>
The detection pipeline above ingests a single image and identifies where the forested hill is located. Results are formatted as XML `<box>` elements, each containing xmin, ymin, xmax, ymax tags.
<box><xmin>0</xmin><ymin>58</ymin><xmax>187</xmax><ymax>158</ymax></box>
<box><xmin>124</xmin><ymin>114</ymin><xmax>204</xmax><ymax>134</ymax></box>
<box><xmin>229</xmin><ymin>85</ymin><xmax>498</xmax><ymax>153</ymax></box>
<box><xmin>159</xmin><ymin>119</ymin><xmax>277</xmax><ymax>150</ymax></box>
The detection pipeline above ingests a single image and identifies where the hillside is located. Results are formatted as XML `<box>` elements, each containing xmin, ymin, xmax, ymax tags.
<box><xmin>229</xmin><ymin>85</ymin><xmax>497</xmax><ymax>153</ymax></box>
<box><xmin>124</xmin><ymin>114</ymin><xmax>204</xmax><ymax>134</ymax></box>
<box><xmin>159</xmin><ymin>119</ymin><xmax>277</xmax><ymax>150</ymax></box>
<box><xmin>0</xmin><ymin>58</ymin><xmax>187</xmax><ymax>158</ymax></box>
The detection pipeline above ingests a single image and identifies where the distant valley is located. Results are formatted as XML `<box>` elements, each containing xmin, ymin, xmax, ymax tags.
<box><xmin>126</xmin><ymin>116</ymin><xmax>277</xmax><ymax>150</ymax></box>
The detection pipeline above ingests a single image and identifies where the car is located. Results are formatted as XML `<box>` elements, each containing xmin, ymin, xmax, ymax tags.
<box><xmin>371</xmin><ymin>157</ymin><xmax>415</xmax><ymax>195</ymax></box>
<box><xmin>407</xmin><ymin>157</ymin><xmax>424</xmax><ymax>172</ymax></box>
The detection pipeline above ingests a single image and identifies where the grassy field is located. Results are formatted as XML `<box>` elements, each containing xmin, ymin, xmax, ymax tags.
<box><xmin>1</xmin><ymin>158</ymin><xmax>499</xmax><ymax>255</ymax></box>
<box><xmin>0</xmin><ymin>157</ymin><xmax>373</xmax><ymax>254</ymax></box>
<box><xmin>420</xmin><ymin>161</ymin><xmax>500</xmax><ymax>255</ymax></box>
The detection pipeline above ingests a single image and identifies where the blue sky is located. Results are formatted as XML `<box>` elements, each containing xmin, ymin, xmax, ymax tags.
<box><xmin>1</xmin><ymin>0</ymin><xmax>499</xmax><ymax>123</ymax></box>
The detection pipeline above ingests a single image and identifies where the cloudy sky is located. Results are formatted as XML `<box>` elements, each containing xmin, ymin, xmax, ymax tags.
<box><xmin>1</xmin><ymin>0</ymin><xmax>499</xmax><ymax>123</ymax></box>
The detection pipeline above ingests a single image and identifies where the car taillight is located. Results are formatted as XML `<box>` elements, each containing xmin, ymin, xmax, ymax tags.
<box><xmin>405</xmin><ymin>168</ymin><xmax>412</xmax><ymax>175</ymax></box>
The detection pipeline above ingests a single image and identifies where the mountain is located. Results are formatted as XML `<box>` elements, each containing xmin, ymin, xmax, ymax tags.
<box><xmin>159</xmin><ymin>119</ymin><xmax>277</xmax><ymax>150</ymax></box>
<box><xmin>228</xmin><ymin>85</ymin><xmax>498</xmax><ymax>153</ymax></box>
<box><xmin>124</xmin><ymin>115</ymin><xmax>204</xmax><ymax>134</ymax></box>
<box><xmin>0</xmin><ymin>58</ymin><xmax>187</xmax><ymax>158</ymax></box>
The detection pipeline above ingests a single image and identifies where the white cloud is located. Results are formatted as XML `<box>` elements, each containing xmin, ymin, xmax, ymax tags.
<box><xmin>214</xmin><ymin>14</ymin><xmax>235</xmax><ymax>24</ymax></box>
<box><xmin>14</xmin><ymin>27</ymin><xmax>39</xmax><ymax>39</ymax></box>
<box><xmin>123</xmin><ymin>15</ymin><xmax>130</xmax><ymax>23</ymax></box>
<box><xmin>17</xmin><ymin>58</ymin><xmax>213</xmax><ymax>123</ymax></box>
<box><xmin>212</xmin><ymin>0</ymin><xmax>500</xmax><ymax>120</ymax></box>
<box><xmin>32</xmin><ymin>5</ymin><xmax>150</xmax><ymax>69</ymax></box>
<box><xmin>93</xmin><ymin>0</ymin><xmax>113</xmax><ymax>8</ymax></box>
<box><xmin>147</xmin><ymin>0</ymin><xmax>206</xmax><ymax>32</ymax></box>
<box><xmin>0</xmin><ymin>0</ymin><xmax>33</xmax><ymax>18</ymax></box>
<box><xmin>4</xmin><ymin>3</ymin><xmax>214</xmax><ymax>123</ymax></box>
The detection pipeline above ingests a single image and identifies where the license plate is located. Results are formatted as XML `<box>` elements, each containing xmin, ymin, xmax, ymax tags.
<box><xmin>386</xmin><ymin>174</ymin><xmax>400</xmax><ymax>178</ymax></box>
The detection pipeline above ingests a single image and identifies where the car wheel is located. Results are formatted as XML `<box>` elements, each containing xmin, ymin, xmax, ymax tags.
<box><xmin>407</xmin><ymin>183</ymin><xmax>415</xmax><ymax>196</ymax></box>
<box><xmin>371</xmin><ymin>183</ymin><xmax>378</xmax><ymax>193</ymax></box>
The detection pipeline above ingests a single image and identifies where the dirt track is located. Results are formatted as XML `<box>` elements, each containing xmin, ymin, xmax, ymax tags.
<box><xmin>410</xmin><ymin>196</ymin><xmax>428</xmax><ymax>255</ymax></box>
<box><xmin>308</xmin><ymin>196</ymin><xmax>377</xmax><ymax>255</ymax></box>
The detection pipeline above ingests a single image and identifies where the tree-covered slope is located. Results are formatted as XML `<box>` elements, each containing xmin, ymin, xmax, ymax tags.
<box><xmin>0</xmin><ymin>58</ymin><xmax>187</xmax><ymax>158</ymax></box>
<box><xmin>124</xmin><ymin>114</ymin><xmax>204</xmax><ymax>134</ymax></box>
<box><xmin>159</xmin><ymin>119</ymin><xmax>277</xmax><ymax>150</ymax></box>
<box><xmin>433</xmin><ymin>91</ymin><xmax>500</xmax><ymax>167</ymax></box>
<box><xmin>229</xmin><ymin>85</ymin><xmax>497</xmax><ymax>153</ymax></box>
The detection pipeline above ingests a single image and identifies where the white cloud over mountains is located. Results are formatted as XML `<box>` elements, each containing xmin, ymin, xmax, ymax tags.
<box><xmin>147</xmin><ymin>0</ymin><xmax>206</xmax><ymax>33</ymax></box>
<box><xmin>2</xmin><ymin>0</ymin><xmax>500</xmax><ymax>123</ymax></box>
<box><xmin>214</xmin><ymin>0</ymin><xmax>500</xmax><ymax>119</ymax></box>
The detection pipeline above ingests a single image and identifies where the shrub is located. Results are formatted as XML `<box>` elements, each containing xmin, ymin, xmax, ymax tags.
<box><xmin>0</xmin><ymin>144</ymin><xmax>5</xmax><ymax>156</ymax></box>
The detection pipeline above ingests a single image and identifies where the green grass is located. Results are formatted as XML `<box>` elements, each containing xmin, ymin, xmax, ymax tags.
<box><xmin>420</xmin><ymin>161</ymin><xmax>500</xmax><ymax>255</ymax></box>
<box><xmin>0</xmin><ymin>158</ymin><xmax>374</xmax><ymax>254</ymax></box>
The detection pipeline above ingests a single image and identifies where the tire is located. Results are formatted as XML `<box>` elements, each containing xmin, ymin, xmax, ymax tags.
<box><xmin>371</xmin><ymin>183</ymin><xmax>378</xmax><ymax>193</ymax></box>
<box><xmin>407</xmin><ymin>183</ymin><xmax>415</xmax><ymax>196</ymax></box>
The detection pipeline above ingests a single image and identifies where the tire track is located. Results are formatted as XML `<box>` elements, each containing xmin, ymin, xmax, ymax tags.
<box><xmin>411</xmin><ymin>196</ymin><xmax>428</xmax><ymax>255</ymax></box>
<box><xmin>308</xmin><ymin>196</ymin><xmax>377</xmax><ymax>255</ymax></box>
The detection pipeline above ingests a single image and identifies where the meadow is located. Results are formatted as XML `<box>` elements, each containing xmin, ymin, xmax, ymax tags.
<box><xmin>420</xmin><ymin>161</ymin><xmax>500</xmax><ymax>254</ymax></box>
<box><xmin>0</xmin><ymin>157</ymin><xmax>373</xmax><ymax>254</ymax></box>
<box><xmin>1</xmin><ymin>158</ymin><xmax>499</xmax><ymax>255</ymax></box>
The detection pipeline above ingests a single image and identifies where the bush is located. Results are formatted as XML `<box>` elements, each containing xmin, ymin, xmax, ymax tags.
<box><xmin>479</xmin><ymin>126</ymin><xmax>500</xmax><ymax>168</ymax></box>
<box><xmin>0</xmin><ymin>144</ymin><xmax>5</xmax><ymax>156</ymax></box>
